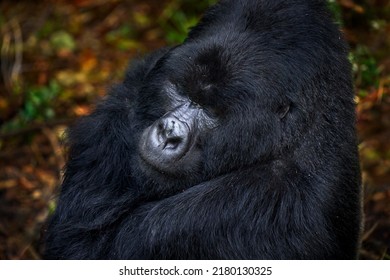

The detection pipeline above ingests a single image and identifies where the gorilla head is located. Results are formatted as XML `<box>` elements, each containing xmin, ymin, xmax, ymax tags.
<box><xmin>136</xmin><ymin>0</ymin><xmax>341</xmax><ymax>191</ymax></box>
<box><xmin>45</xmin><ymin>0</ymin><xmax>361</xmax><ymax>260</ymax></box>
<box><xmin>137</xmin><ymin>44</ymin><xmax>284</xmax><ymax>182</ymax></box>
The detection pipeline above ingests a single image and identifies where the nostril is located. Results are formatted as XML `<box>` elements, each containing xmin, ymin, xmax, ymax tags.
<box><xmin>157</xmin><ymin>118</ymin><xmax>177</xmax><ymax>138</ymax></box>
<box><xmin>151</xmin><ymin>116</ymin><xmax>189</xmax><ymax>153</ymax></box>
<box><xmin>157</xmin><ymin>121</ymin><xmax>164</xmax><ymax>131</ymax></box>
<box><xmin>157</xmin><ymin>120</ymin><xmax>169</xmax><ymax>142</ymax></box>
<box><xmin>167</xmin><ymin>120</ymin><xmax>175</xmax><ymax>136</ymax></box>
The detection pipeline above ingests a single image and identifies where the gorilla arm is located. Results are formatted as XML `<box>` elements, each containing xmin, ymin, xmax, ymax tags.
<box><xmin>112</xmin><ymin>163</ymin><xmax>334</xmax><ymax>260</ymax></box>
<box><xmin>44</xmin><ymin>49</ymin><xmax>170</xmax><ymax>260</ymax></box>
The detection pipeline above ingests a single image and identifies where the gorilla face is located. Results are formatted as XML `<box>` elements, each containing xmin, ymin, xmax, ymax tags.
<box><xmin>137</xmin><ymin>42</ymin><xmax>291</xmax><ymax>181</ymax></box>
<box><xmin>139</xmin><ymin>81</ymin><xmax>218</xmax><ymax>176</ymax></box>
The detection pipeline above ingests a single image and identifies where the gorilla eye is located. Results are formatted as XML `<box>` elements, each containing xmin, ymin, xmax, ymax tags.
<box><xmin>203</xmin><ymin>105</ymin><xmax>223</xmax><ymax>117</ymax></box>
<box><xmin>189</xmin><ymin>92</ymin><xmax>225</xmax><ymax>117</ymax></box>
<box><xmin>277</xmin><ymin>104</ymin><xmax>291</xmax><ymax>119</ymax></box>
<box><xmin>189</xmin><ymin>100</ymin><xmax>202</xmax><ymax>109</ymax></box>
<box><xmin>165</xmin><ymin>82</ymin><xmax>188</xmax><ymax>107</ymax></box>
<box><xmin>190</xmin><ymin>100</ymin><xmax>219</xmax><ymax>117</ymax></box>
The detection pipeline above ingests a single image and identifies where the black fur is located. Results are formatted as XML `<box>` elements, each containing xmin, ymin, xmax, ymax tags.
<box><xmin>44</xmin><ymin>0</ymin><xmax>362</xmax><ymax>259</ymax></box>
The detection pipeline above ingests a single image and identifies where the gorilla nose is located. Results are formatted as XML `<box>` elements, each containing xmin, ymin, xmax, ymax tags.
<box><xmin>141</xmin><ymin>115</ymin><xmax>191</xmax><ymax>164</ymax></box>
<box><xmin>156</xmin><ymin>117</ymin><xmax>186</xmax><ymax>150</ymax></box>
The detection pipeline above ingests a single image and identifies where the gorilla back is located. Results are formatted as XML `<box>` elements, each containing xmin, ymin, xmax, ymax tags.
<box><xmin>45</xmin><ymin>0</ymin><xmax>362</xmax><ymax>259</ymax></box>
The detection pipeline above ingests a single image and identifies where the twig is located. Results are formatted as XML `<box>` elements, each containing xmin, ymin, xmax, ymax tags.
<box><xmin>41</xmin><ymin>127</ymin><xmax>66</xmax><ymax>172</ymax></box>
<box><xmin>1</xmin><ymin>19</ymin><xmax>23</xmax><ymax>91</ymax></box>
<box><xmin>362</xmin><ymin>222</ymin><xmax>379</xmax><ymax>241</ymax></box>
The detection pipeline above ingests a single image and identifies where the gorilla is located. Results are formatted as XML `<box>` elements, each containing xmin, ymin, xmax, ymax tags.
<box><xmin>44</xmin><ymin>0</ymin><xmax>362</xmax><ymax>259</ymax></box>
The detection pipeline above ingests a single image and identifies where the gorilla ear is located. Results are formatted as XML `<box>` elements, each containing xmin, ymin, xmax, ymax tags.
<box><xmin>277</xmin><ymin>104</ymin><xmax>290</xmax><ymax>119</ymax></box>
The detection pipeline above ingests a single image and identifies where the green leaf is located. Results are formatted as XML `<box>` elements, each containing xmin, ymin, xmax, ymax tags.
<box><xmin>50</xmin><ymin>31</ymin><xmax>76</xmax><ymax>52</ymax></box>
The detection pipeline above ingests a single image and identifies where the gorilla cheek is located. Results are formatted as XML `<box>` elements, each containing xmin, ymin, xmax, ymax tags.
<box><xmin>139</xmin><ymin>115</ymin><xmax>193</xmax><ymax>173</ymax></box>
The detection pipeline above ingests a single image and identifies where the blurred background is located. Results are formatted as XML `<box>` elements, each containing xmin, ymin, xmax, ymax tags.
<box><xmin>0</xmin><ymin>0</ymin><xmax>389</xmax><ymax>260</ymax></box>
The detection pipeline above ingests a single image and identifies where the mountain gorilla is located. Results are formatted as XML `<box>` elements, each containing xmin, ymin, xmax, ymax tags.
<box><xmin>44</xmin><ymin>0</ymin><xmax>362</xmax><ymax>259</ymax></box>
